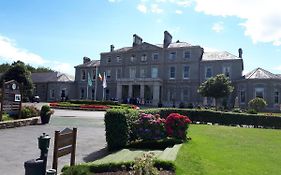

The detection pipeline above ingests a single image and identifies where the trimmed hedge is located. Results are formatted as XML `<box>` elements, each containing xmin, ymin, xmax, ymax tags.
<box><xmin>142</xmin><ymin>108</ymin><xmax>281</xmax><ymax>129</ymax></box>
<box><xmin>62</xmin><ymin>160</ymin><xmax>175</xmax><ymax>174</ymax></box>
<box><xmin>105</xmin><ymin>109</ymin><xmax>139</xmax><ymax>151</ymax></box>
<box><xmin>69</xmin><ymin>100</ymin><xmax>118</xmax><ymax>105</ymax></box>
<box><xmin>126</xmin><ymin>138</ymin><xmax>183</xmax><ymax>150</ymax></box>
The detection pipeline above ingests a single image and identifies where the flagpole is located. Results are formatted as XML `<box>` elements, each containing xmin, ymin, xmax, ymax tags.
<box><xmin>86</xmin><ymin>74</ymin><xmax>89</xmax><ymax>100</ymax></box>
<box><xmin>94</xmin><ymin>66</ymin><xmax>98</xmax><ymax>101</ymax></box>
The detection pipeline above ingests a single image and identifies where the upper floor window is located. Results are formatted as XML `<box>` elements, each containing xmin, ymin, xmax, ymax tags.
<box><xmin>240</xmin><ymin>89</ymin><xmax>245</xmax><ymax>104</ymax></box>
<box><xmin>183</xmin><ymin>51</ymin><xmax>191</xmax><ymax>59</ymax></box>
<box><xmin>141</xmin><ymin>54</ymin><xmax>147</xmax><ymax>62</ymax></box>
<box><xmin>140</xmin><ymin>68</ymin><xmax>146</xmax><ymax>78</ymax></box>
<box><xmin>129</xmin><ymin>67</ymin><xmax>136</xmax><ymax>78</ymax></box>
<box><xmin>81</xmin><ymin>69</ymin><xmax>86</xmax><ymax>81</ymax></box>
<box><xmin>151</xmin><ymin>67</ymin><xmax>158</xmax><ymax>78</ymax></box>
<box><xmin>169</xmin><ymin>52</ymin><xmax>176</xmax><ymax>60</ymax></box>
<box><xmin>107</xmin><ymin>57</ymin><xmax>111</xmax><ymax>63</ymax></box>
<box><xmin>183</xmin><ymin>65</ymin><xmax>190</xmax><ymax>79</ymax></box>
<box><xmin>274</xmin><ymin>90</ymin><xmax>279</xmax><ymax>104</ymax></box>
<box><xmin>116</xmin><ymin>68</ymin><xmax>122</xmax><ymax>79</ymax></box>
<box><xmin>205</xmin><ymin>67</ymin><xmax>212</xmax><ymax>79</ymax></box>
<box><xmin>92</xmin><ymin>69</ymin><xmax>96</xmax><ymax>80</ymax></box>
<box><xmin>106</xmin><ymin>70</ymin><xmax>111</xmax><ymax>79</ymax></box>
<box><xmin>223</xmin><ymin>66</ymin><xmax>231</xmax><ymax>78</ymax></box>
<box><xmin>50</xmin><ymin>89</ymin><xmax>55</xmax><ymax>98</ymax></box>
<box><xmin>130</xmin><ymin>55</ymin><xmax>136</xmax><ymax>62</ymax></box>
<box><xmin>116</xmin><ymin>56</ymin><xmax>122</xmax><ymax>62</ymax></box>
<box><xmin>152</xmin><ymin>53</ymin><xmax>159</xmax><ymax>60</ymax></box>
<box><xmin>255</xmin><ymin>87</ymin><xmax>264</xmax><ymax>98</ymax></box>
<box><xmin>170</xmin><ymin>66</ymin><xmax>176</xmax><ymax>79</ymax></box>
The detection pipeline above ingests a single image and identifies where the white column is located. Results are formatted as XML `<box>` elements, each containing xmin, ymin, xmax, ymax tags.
<box><xmin>152</xmin><ymin>85</ymin><xmax>160</xmax><ymax>106</ymax></box>
<box><xmin>128</xmin><ymin>84</ymin><xmax>133</xmax><ymax>98</ymax></box>
<box><xmin>116</xmin><ymin>84</ymin><xmax>122</xmax><ymax>102</ymax></box>
<box><xmin>140</xmin><ymin>84</ymin><xmax>144</xmax><ymax>99</ymax></box>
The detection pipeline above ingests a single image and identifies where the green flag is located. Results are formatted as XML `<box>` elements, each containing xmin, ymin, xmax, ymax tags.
<box><xmin>88</xmin><ymin>72</ymin><xmax>92</xmax><ymax>87</ymax></box>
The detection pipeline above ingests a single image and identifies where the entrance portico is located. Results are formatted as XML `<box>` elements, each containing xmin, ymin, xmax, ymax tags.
<box><xmin>117</xmin><ymin>78</ymin><xmax>162</xmax><ymax>106</ymax></box>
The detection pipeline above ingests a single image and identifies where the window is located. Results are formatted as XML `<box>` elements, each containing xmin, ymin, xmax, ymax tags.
<box><xmin>107</xmin><ymin>57</ymin><xmax>111</xmax><ymax>63</ymax></box>
<box><xmin>169</xmin><ymin>52</ymin><xmax>176</xmax><ymax>60</ymax></box>
<box><xmin>140</xmin><ymin>68</ymin><xmax>146</xmax><ymax>78</ymax></box>
<box><xmin>92</xmin><ymin>89</ymin><xmax>95</xmax><ymax>100</ymax></box>
<box><xmin>141</xmin><ymin>54</ymin><xmax>147</xmax><ymax>62</ymax></box>
<box><xmin>117</xmin><ymin>56</ymin><xmax>122</xmax><ymax>62</ymax></box>
<box><xmin>182</xmin><ymin>89</ymin><xmax>189</xmax><ymax>102</ymax></box>
<box><xmin>80</xmin><ymin>88</ymin><xmax>84</xmax><ymax>99</ymax></box>
<box><xmin>183</xmin><ymin>65</ymin><xmax>190</xmax><ymax>79</ymax></box>
<box><xmin>130</xmin><ymin>55</ymin><xmax>136</xmax><ymax>62</ymax></box>
<box><xmin>170</xmin><ymin>66</ymin><xmax>176</xmax><ymax>79</ymax></box>
<box><xmin>152</xmin><ymin>53</ymin><xmax>159</xmax><ymax>60</ymax></box>
<box><xmin>106</xmin><ymin>70</ymin><xmax>111</xmax><ymax>79</ymax></box>
<box><xmin>92</xmin><ymin>69</ymin><xmax>96</xmax><ymax>80</ymax></box>
<box><xmin>50</xmin><ymin>89</ymin><xmax>55</xmax><ymax>98</ymax></box>
<box><xmin>130</xmin><ymin>67</ymin><xmax>136</xmax><ymax>78</ymax></box>
<box><xmin>223</xmin><ymin>66</ymin><xmax>231</xmax><ymax>78</ymax></box>
<box><xmin>151</xmin><ymin>67</ymin><xmax>158</xmax><ymax>78</ymax></box>
<box><xmin>274</xmin><ymin>90</ymin><xmax>279</xmax><ymax>104</ymax></box>
<box><xmin>205</xmin><ymin>67</ymin><xmax>212</xmax><ymax>79</ymax></box>
<box><xmin>116</xmin><ymin>68</ymin><xmax>122</xmax><ymax>79</ymax></box>
<box><xmin>169</xmin><ymin>89</ymin><xmax>175</xmax><ymax>101</ymax></box>
<box><xmin>240</xmin><ymin>90</ymin><xmax>245</xmax><ymax>104</ymax></box>
<box><xmin>81</xmin><ymin>69</ymin><xmax>86</xmax><ymax>80</ymax></box>
<box><xmin>255</xmin><ymin>87</ymin><xmax>264</xmax><ymax>98</ymax></box>
<box><xmin>183</xmin><ymin>51</ymin><xmax>191</xmax><ymax>59</ymax></box>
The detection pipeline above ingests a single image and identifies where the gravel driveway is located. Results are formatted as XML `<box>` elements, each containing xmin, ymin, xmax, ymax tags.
<box><xmin>0</xmin><ymin>109</ymin><xmax>106</xmax><ymax>175</ymax></box>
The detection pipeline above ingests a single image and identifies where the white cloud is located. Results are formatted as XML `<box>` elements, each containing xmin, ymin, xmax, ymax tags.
<box><xmin>212</xmin><ymin>22</ymin><xmax>224</xmax><ymax>33</ymax></box>
<box><xmin>175</xmin><ymin>10</ymin><xmax>183</xmax><ymax>14</ymax></box>
<box><xmin>175</xmin><ymin>0</ymin><xmax>192</xmax><ymax>7</ymax></box>
<box><xmin>52</xmin><ymin>62</ymin><xmax>74</xmax><ymax>75</ymax></box>
<box><xmin>0</xmin><ymin>35</ymin><xmax>45</xmax><ymax>65</ymax></box>
<box><xmin>137</xmin><ymin>4</ymin><xmax>148</xmax><ymax>13</ymax></box>
<box><xmin>194</xmin><ymin>0</ymin><xmax>281</xmax><ymax>45</ymax></box>
<box><xmin>151</xmin><ymin>4</ymin><xmax>163</xmax><ymax>13</ymax></box>
<box><xmin>108</xmin><ymin>0</ymin><xmax>122</xmax><ymax>3</ymax></box>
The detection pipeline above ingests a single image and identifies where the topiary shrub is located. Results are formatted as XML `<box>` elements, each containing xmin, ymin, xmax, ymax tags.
<box><xmin>178</xmin><ymin>102</ymin><xmax>185</xmax><ymax>108</ymax></box>
<box><xmin>248</xmin><ymin>98</ymin><xmax>267</xmax><ymax>112</ymax></box>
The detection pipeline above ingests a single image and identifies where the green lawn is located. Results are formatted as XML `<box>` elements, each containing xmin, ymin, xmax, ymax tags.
<box><xmin>175</xmin><ymin>125</ymin><xmax>281</xmax><ymax>175</ymax></box>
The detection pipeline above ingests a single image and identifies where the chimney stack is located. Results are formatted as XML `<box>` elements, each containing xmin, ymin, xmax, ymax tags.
<box><xmin>163</xmin><ymin>31</ymin><xmax>172</xmax><ymax>48</ymax></box>
<box><xmin>238</xmin><ymin>48</ymin><xmax>243</xmax><ymax>58</ymax></box>
<box><xmin>83</xmin><ymin>56</ymin><xmax>91</xmax><ymax>64</ymax></box>
<box><xmin>133</xmin><ymin>34</ymin><xmax>143</xmax><ymax>47</ymax></box>
<box><xmin>110</xmin><ymin>45</ymin><xmax>115</xmax><ymax>52</ymax></box>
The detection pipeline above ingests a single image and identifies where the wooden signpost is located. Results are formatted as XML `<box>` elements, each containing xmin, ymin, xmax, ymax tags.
<box><xmin>0</xmin><ymin>80</ymin><xmax>22</xmax><ymax>121</ymax></box>
<box><xmin>52</xmin><ymin>127</ymin><xmax>77</xmax><ymax>171</ymax></box>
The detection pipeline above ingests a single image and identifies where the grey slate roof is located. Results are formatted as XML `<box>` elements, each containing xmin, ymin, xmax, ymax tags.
<box><xmin>202</xmin><ymin>51</ymin><xmax>240</xmax><ymax>61</ymax></box>
<box><xmin>75</xmin><ymin>60</ymin><xmax>100</xmax><ymax>68</ymax></box>
<box><xmin>245</xmin><ymin>68</ymin><xmax>281</xmax><ymax>79</ymax></box>
<box><xmin>31</xmin><ymin>72</ymin><xmax>74</xmax><ymax>83</ymax></box>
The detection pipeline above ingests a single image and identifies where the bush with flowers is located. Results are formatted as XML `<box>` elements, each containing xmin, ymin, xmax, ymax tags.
<box><xmin>132</xmin><ymin>113</ymin><xmax>166</xmax><ymax>141</ymax></box>
<box><xmin>165</xmin><ymin>113</ymin><xmax>192</xmax><ymax>140</ymax></box>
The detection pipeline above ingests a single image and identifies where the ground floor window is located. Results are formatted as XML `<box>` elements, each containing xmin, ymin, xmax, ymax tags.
<box><xmin>255</xmin><ymin>87</ymin><xmax>264</xmax><ymax>98</ymax></box>
<box><xmin>92</xmin><ymin>88</ymin><xmax>95</xmax><ymax>100</ymax></box>
<box><xmin>240</xmin><ymin>90</ymin><xmax>245</xmax><ymax>104</ymax></box>
<box><xmin>274</xmin><ymin>90</ymin><xmax>279</xmax><ymax>104</ymax></box>
<box><xmin>50</xmin><ymin>89</ymin><xmax>55</xmax><ymax>98</ymax></box>
<box><xmin>80</xmin><ymin>88</ymin><xmax>84</xmax><ymax>99</ymax></box>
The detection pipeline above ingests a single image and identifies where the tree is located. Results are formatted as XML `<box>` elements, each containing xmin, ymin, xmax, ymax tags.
<box><xmin>1</xmin><ymin>61</ymin><xmax>34</xmax><ymax>100</ymax></box>
<box><xmin>198</xmin><ymin>74</ymin><xmax>234</xmax><ymax>108</ymax></box>
<box><xmin>248</xmin><ymin>98</ymin><xmax>267</xmax><ymax>112</ymax></box>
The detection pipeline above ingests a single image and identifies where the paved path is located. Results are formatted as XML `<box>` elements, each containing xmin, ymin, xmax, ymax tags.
<box><xmin>0</xmin><ymin>109</ymin><xmax>106</xmax><ymax>175</ymax></box>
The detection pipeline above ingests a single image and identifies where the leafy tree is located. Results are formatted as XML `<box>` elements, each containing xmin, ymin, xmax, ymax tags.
<box><xmin>248</xmin><ymin>98</ymin><xmax>267</xmax><ymax>112</ymax></box>
<box><xmin>198</xmin><ymin>74</ymin><xmax>234</xmax><ymax>108</ymax></box>
<box><xmin>0</xmin><ymin>62</ymin><xmax>54</xmax><ymax>73</ymax></box>
<box><xmin>0</xmin><ymin>63</ymin><xmax>11</xmax><ymax>73</ymax></box>
<box><xmin>1</xmin><ymin>61</ymin><xmax>34</xmax><ymax>100</ymax></box>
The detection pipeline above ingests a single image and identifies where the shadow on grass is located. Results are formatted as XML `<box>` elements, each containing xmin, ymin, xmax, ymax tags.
<box><xmin>83</xmin><ymin>147</ymin><xmax>110</xmax><ymax>162</ymax></box>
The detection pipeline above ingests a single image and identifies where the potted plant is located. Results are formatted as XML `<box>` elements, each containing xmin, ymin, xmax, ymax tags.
<box><xmin>40</xmin><ymin>105</ymin><xmax>54</xmax><ymax>124</ymax></box>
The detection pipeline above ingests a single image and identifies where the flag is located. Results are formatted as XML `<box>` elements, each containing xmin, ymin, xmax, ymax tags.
<box><xmin>102</xmin><ymin>72</ymin><xmax>107</xmax><ymax>88</ymax></box>
<box><xmin>88</xmin><ymin>72</ymin><xmax>92</xmax><ymax>87</ymax></box>
<box><xmin>98</xmin><ymin>73</ymin><xmax>103</xmax><ymax>81</ymax></box>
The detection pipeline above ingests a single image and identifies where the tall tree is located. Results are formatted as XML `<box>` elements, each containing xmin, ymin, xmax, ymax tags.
<box><xmin>1</xmin><ymin>61</ymin><xmax>34</xmax><ymax>100</ymax></box>
<box><xmin>198</xmin><ymin>74</ymin><xmax>234</xmax><ymax>108</ymax></box>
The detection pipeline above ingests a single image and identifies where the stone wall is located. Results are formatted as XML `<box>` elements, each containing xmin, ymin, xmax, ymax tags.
<box><xmin>0</xmin><ymin>117</ymin><xmax>39</xmax><ymax>129</ymax></box>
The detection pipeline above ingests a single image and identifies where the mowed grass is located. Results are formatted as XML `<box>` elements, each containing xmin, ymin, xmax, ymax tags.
<box><xmin>175</xmin><ymin>125</ymin><xmax>281</xmax><ymax>175</ymax></box>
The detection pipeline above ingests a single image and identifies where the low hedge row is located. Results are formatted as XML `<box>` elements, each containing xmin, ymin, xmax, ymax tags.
<box><xmin>62</xmin><ymin>160</ymin><xmax>175</xmax><ymax>175</ymax></box>
<box><xmin>143</xmin><ymin>108</ymin><xmax>281</xmax><ymax>129</ymax></box>
<box><xmin>68</xmin><ymin>100</ymin><xmax>118</xmax><ymax>105</ymax></box>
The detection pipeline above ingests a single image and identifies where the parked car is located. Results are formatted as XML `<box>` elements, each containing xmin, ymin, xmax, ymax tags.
<box><xmin>31</xmin><ymin>95</ymin><xmax>40</xmax><ymax>103</ymax></box>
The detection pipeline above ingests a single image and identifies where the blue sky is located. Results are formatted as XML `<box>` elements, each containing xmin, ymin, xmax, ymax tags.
<box><xmin>0</xmin><ymin>0</ymin><xmax>281</xmax><ymax>76</ymax></box>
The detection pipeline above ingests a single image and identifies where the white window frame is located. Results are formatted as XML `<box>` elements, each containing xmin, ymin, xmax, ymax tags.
<box><xmin>182</xmin><ymin>88</ymin><xmax>189</xmax><ymax>102</ymax></box>
<box><xmin>106</xmin><ymin>69</ymin><xmax>111</xmax><ymax>79</ymax></box>
<box><xmin>107</xmin><ymin>56</ymin><xmax>111</xmax><ymax>63</ymax></box>
<box><xmin>141</xmin><ymin>54</ymin><xmax>147</xmax><ymax>62</ymax></box>
<box><xmin>152</xmin><ymin>53</ymin><xmax>159</xmax><ymax>61</ymax></box>
<box><xmin>255</xmin><ymin>87</ymin><xmax>264</xmax><ymax>99</ymax></box>
<box><xmin>129</xmin><ymin>67</ymin><xmax>136</xmax><ymax>78</ymax></box>
<box><xmin>169</xmin><ymin>66</ymin><xmax>176</xmax><ymax>79</ymax></box>
<box><xmin>183</xmin><ymin>51</ymin><xmax>191</xmax><ymax>59</ymax></box>
<box><xmin>223</xmin><ymin>66</ymin><xmax>231</xmax><ymax>78</ymax></box>
<box><xmin>151</xmin><ymin>67</ymin><xmax>158</xmax><ymax>78</ymax></box>
<box><xmin>140</xmin><ymin>67</ymin><xmax>146</xmax><ymax>78</ymax></box>
<box><xmin>169</xmin><ymin>52</ymin><xmax>176</xmax><ymax>60</ymax></box>
<box><xmin>116</xmin><ymin>56</ymin><xmax>122</xmax><ymax>62</ymax></box>
<box><xmin>130</xmin><ymin>55</ymin><xmax>136</xmax><ymax>62</ymax></box>
<box><xmin>183</xmin><ymin>65</ymin><xmax>190</xmax><ymax>79</ymax></box>
<box><xmin>205</xmin><ymin>66</ymin><xmax>212</xmax><ymax>79</ymax></box>
<box><xmin>116</xmin><ymin>68</ymin><xmax>122</xmax><ymax>80</ymax></box>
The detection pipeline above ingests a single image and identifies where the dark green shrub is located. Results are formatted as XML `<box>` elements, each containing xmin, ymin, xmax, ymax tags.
<box><xmin>40</xmin><ymin>105</ymin><xmax>51</xmax><ymax>117</ymax></box>
<box><xmin>89</xmin><ymin>162</ymin><xmax>133</xmax><ymax>173</ymax></box>
<box><xmin>154</xmin><ymin>160</ymin><xmax>176</xmax><ymax>171</ymax></box>
<box><xmin>247</xmin><ymin>109</ymin><xmax>257</xmax><ymax>114</ymax></box>
<box><xmin>248</xmin><ymin>98</ymin><xmax>267</xmax><ymax>112</ymax></box>
<box><xmin>178</xmin><ymin>102</ymin><xmax>185</xmax><ymax>108</ymax></box>
<box><xmin>187</xmin><ymin>103</ymin><xmax>194</xmax><ymax>109</ymax></box>
<box><xmin>62</xmin><ymin>165</ymin><xmax>90</xmax><ymax>175</ymax></box>
<box><xmin>105</xmin><ymin>109</ymin><xmax>139</xmax><ymax>151</ymax></box>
